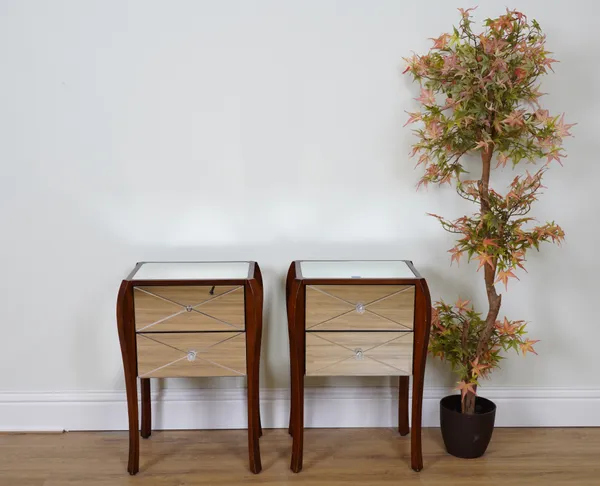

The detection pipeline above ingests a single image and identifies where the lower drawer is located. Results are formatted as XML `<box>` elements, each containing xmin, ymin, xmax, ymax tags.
<box><xmin>137</xmin><ymin>332</ymin><xmax>246</xmax><ymax>378</ymax></box>
<box><xmin>305</xmin><ymin>332</ymin><xmax>413</xmax><ymax>376</ymax></box>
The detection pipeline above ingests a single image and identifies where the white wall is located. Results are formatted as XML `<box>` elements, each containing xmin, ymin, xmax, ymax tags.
<box><xmin>1</xmin><ymin>0</ymin><xmax>599</xmax><ymax>427</ymax></box>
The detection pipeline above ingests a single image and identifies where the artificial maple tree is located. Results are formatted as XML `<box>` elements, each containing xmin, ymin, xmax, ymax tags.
<box><xmin>404</xmin><ymin>8</ymin><xmax>573</xmax><ymax>414</ymax></box>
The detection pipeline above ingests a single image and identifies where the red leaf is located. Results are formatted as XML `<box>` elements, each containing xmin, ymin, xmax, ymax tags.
<box><xmin>495</xmin><ymin>269</ymin><xmax>519</xmax><ymax>289</ymax></box>
<box><xmin>474</xmin><ymin>253</ymin><xmax>495</xmax><ymax>271</ymax></box>
<box><xmin>520</xmin><ymin>339</ymin><xmax>540</xmax><ymax>355</ymax></box>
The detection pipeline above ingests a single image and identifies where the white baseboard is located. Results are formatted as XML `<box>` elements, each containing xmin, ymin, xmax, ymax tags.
<box><xmin>1</xmin><ymin>386</ymin><xmax>598</xmax><ymax>432</ymax></box>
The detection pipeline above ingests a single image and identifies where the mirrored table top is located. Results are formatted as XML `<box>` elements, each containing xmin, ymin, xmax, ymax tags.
<box><xmin>129</xmin><ymin>261</ymin><xmax>252</xmax><ymax>280</ymax></box>
<box><xmin>298</xmin><ymin>260</ymin><xmax>417</xmax><ymax>279</ymax></box>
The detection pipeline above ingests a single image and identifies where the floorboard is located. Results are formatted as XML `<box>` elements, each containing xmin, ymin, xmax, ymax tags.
<box><xmin>1</xmin><ymin>428</ymin><xmax>599</xmax><ymax>485</ymax></box>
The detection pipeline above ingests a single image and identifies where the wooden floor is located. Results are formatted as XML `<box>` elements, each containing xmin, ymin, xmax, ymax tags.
<box><xmin>1</xmin><ymin>428</ymin><xmax>599</xmax><ymax>485</ymax></box>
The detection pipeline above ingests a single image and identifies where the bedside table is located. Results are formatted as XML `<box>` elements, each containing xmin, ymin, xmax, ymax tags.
<box><xmin>116</xmin><ymin>261</ymin><xmax>263</xmax><ymax>475</ymax></box>
<box><xmin>286</xmin><ymin>260</ymin><xmax>431</xmax><ymax>472</ymax></box>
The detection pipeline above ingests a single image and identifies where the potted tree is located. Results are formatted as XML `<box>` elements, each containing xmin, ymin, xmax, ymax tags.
<box><xmin>404</xmin><ymin>8</ymin><xmax>572</xmax><ymax>458</ymax></box>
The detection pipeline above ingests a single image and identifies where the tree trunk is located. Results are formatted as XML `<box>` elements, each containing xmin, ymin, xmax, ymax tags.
<box><xmin>462</xmin><ymin>386</ymin><xmax>477</xmax><ymax>414</ymax></box>
<box><xmin>463</xmin><ymin>146</ymin><xmax>502</xmax><ymax>416</ymax></box>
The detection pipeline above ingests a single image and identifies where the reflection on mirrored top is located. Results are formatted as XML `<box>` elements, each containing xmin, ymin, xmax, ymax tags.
<box><xmin>299</xmin><ymin>260</ymin><xmax>416</xmax><ymax>279</ymax></box>
<box><xmin>130</xmin><ymin>261</ymin><xmax>251</xmax><ymax>280</ymax></box>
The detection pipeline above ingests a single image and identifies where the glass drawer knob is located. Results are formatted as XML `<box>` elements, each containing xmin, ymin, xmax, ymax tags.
<box><xmin>355</xmin><ymin>348</ymin><xmax>364</xmax><ymax>360</ymax></box>
<box><xmin>187</xmin><ymin>350</ymin><xmax>197</xmax><ymax>362</ymax></box>
<box><xmin>185</xmin><ymin>305</ymin><xmax>193</xmax><ymax>312</ymax></box>
<box><xmin>355</xmin><ymin>303</ymin><xmax>365</xmax><ymax>314</ymax></box>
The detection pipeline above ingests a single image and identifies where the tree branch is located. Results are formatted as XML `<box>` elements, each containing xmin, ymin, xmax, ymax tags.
<box><xmin>474</xmin><ymin>146</ymin><xmax>503</xmax><ymax>394</ymax></box>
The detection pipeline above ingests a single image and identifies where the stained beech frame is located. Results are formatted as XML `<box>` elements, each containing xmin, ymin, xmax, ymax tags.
<box><xmin>116</xmin><ymin>261</ymin><xmax>263</xmax><ymax>475</ymax></box>
<box><xmin>286</xmin><ymin>260</ymin><xmax>431</xmax><ymax>472</ymax></box>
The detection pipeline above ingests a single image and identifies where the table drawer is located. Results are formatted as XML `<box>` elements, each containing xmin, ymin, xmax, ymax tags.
<box><xmin>306</xmin><ymin>285</ymin><xmax>415</xmax><ymax>331</ymax></box>
<box><xmin>134</xmin><ymin>285</ymin><xmax>245</xmax><ymax>332</ymax></box>
<box><xmin>305</xmin><ymin>331</ymin><xmax>413</xmax><ymax>376</ymax></box>
<box><xmin>137</xmin><ymin>332</ymin><xmax>246</xmax><ymax>378</ymax></box>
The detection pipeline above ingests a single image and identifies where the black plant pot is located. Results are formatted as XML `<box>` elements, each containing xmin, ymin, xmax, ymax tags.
<box><xmin>440</xmin><ymin>395</ymin><xmax>496</xmax><ymax>459</ymax></box>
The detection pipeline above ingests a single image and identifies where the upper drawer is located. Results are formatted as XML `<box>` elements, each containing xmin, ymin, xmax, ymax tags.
<box><xmin>133</xmin><ymin>285</ymin><xmax>245</xmax><ymax>332</ymax></box>
<box><xmin>305</xmin><ymin>285</ymin><xmax>414</xmax><ymax>331</ymax></box>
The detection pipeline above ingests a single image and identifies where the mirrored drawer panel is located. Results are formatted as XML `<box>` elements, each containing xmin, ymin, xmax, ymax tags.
<box><xmin>133</xmin><ymin>285</ymin><xmax>245</xmax><ymax>332</ymax></box>
<box><xmin>137</xmin><ymin>332</ymin><xmax>246</xmax><ymax>378</ymax></box>
<box><xmin>305</xmin><ymin>285</ymin><xmax>415</xmax><ymax>331</ymax></box>
<box><xmin>305</xmin><ymin>331</ymin><xmax>413</xmax><ymax>376</ymax></box>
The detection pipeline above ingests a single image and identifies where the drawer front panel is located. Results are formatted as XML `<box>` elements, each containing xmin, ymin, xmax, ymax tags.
<box><xmin>134</xmin><ymin>285</ymin><xmax>245</xmax><ymax>332</ymax></box>
<box><xmin>137</xmin><ymin>332</ymin><xmax>246</xmax><ymax>378</ymax></box>
<box><xmin>305</xmin><ymin>285</ymin><xmax>415</xmax><ymax>331</ymax></box>
<box><xmin>305</xmin><ymin>332</ymin><xmax>413</xmax><ymax>376</ymax></box>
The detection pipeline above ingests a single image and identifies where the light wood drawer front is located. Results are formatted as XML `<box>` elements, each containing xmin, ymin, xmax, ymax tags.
<box><xmin>306</xmin><ymin>285</ymin><xmax>415</xmax><ymax>331</ymax></box>
<box><xmin>134</xmin><ymin>285</ymin><xmax>245</xmax><ymax>332</ymax></box>
<box><xmin>306</xmin><ymin>332</ymin><xmax>413</xmax><ymax>376</ymax></box>
<box><xmin>137</xmin><ymin>332</ymin><xmax>246</xmax><ymax>378</ymax></box>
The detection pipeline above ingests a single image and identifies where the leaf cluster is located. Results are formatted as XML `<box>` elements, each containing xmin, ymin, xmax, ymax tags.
<box><xmin>405</xmin><ymin>8</ymin><xmax>572</xmax><ymax>187</ymax></box>
<box><xmin>430</xmin><ymin>300</ymin><xmax>538</xmax><ymax>386</ymax></box>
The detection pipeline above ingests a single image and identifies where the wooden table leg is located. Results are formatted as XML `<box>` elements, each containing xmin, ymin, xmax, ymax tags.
<box><xmin>288</xmin><ymin>339</ymin><xmax>296</xmax><ymax>438</ymax></box>
<box><xmin>290</xmin><ymin>341</ymin><xmax>304</xmax><ymax>473</ymax></box>
<box><xmin>398</xmin><ymin>376</ymin><xmax>409</xmax><ymax>436</ymax></box>
<box><xmin>286</xmin><ymin>265</ymin><xmax>297</xmax><ymax>439</ymax></box>
<box><xmin>411</xmin><ymin>279</ymin><xmax>432</xmax><ymax>472</ymax></box>
<box><xmin>246</xmin><ymin>279</ymin><xmax>262</xmax><ymax>474</ymax></box>
<box><xmin>290</xmin><ymin>283</ymin><xmax>305</xmax><ymax>473</ymax></box>
<box><xmin>246</xmin><ymin>361</ymin><xmax>261</xmax><ymax>474</ymax></box>
<box><xmin>141</xmin><ymin>378</ymin><xmax>151</xmax><ymax>439</ymax></box>
<box><xmin>117</xmin><ymin>280</ymin><xmax>139</xmax><ymax>475</ymax></box>
<box><xmin>255</xmin><ymin>268</ymin><xmax>264</xmax><ymax>440</ymax></box>
<box><xmin>410</xmin><ymin>371</ymin><xmax>423</xmax><ymax>471</ymax></box>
